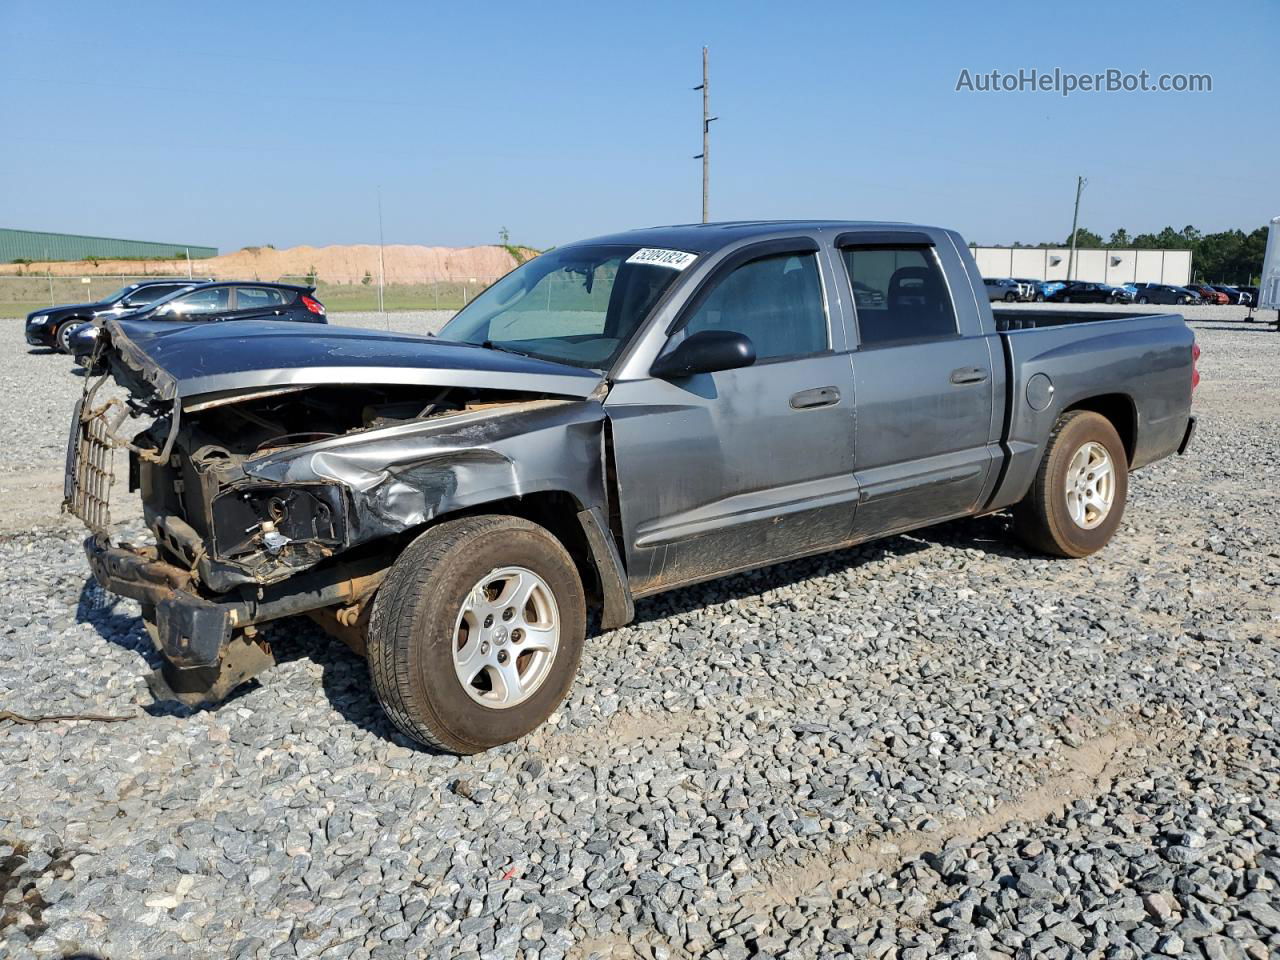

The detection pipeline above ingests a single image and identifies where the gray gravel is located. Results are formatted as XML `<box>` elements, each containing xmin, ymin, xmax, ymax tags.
<box><xmin>1</xmin><ymin>308</ymin><xmax>1278</xmax><ymax>959</ymax></box>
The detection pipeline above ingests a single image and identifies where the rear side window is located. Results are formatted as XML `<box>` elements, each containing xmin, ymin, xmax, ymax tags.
<box><xmin>841</xmin><ymin>247</ymin><xmax>958</xmax><ymax>346</ymax></box>
<box><xmin>236</xmin><ymin>287</ymin><xmax>290</xmax><ymax>308</ymax></box>
<box><xmin>682</xmin><ymin>253</ymin><xmax>827</xmax><ymax>361</ymax></box>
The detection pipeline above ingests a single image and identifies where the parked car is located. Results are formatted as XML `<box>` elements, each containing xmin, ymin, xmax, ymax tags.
<box><xmin>983</xmin><ymin>277</ymin><xmax>1023</xmax><ymax>302</ymax></box>
<box><xmin>70</xmin><ymin>220</ymin><xmax>1198</xmax><ymax>753</ymax></box>
<box><xmin>1046</xmin><ymin>281</ymin><xmax>1131</xmax><ymax>304</ymax></box>
<box><xmin>1134</xmin><ymin>283</ymin><xmax>1201</xmax><ymax>305</ymax></box>
<box><xmin>24</xmin><ymin>279</ymin><xmax>206</xmax><ymax>353</ymax></box>
<box><xmin>1012</xmin><ymin>278</ymin><xmax>1050</xmax><ymax>302</ymax></box>
<box><xmin>1238</xmin><ymin>286</ymin><xmax>1261</xmax><ymax>307</ymax></box>
<box><xmin>1185</xmin><ymin>283</ymin><xmax>1228</xmax><ymax>305</ymax></box>
<box><xmin>1208</xmin><ymin>284</ymin><xmax>1250</xmax><ymax>305</ymax></box>
<box><xmin>70</xmin><ymin>281</ymin><xmax>327</xmax><ymax>361</ymax></box>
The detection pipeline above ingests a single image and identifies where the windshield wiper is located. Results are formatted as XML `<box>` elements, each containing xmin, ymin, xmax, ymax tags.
<box><xmin>479</xmin><ymin>339</ymin><xmax>532</xmax><ymax>358</ymax></box>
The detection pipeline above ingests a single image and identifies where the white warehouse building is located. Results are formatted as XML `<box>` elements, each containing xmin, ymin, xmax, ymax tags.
<box><xmin>970</xmin><ymin>246</ymin><xmax>1192</xmax><ymax>286</ymax></box>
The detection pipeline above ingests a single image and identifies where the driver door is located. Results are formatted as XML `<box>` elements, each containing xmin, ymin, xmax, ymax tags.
<box><xmin>605</xmin><ymin>242</ymin><xmax>858</xmax><ymax>596</ymax></box>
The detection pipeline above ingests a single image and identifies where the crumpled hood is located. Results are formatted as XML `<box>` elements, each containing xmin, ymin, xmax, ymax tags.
<box><xmin>104</xmin><ymin>317</ymin><xmax>604</xmax><ymax>402</ymax></box>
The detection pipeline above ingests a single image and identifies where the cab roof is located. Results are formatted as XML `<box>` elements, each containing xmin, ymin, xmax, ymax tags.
<box><xmin>573</xmin><ymin>220</ymin><xmax>947</xmax><ymax>255</ymax></box>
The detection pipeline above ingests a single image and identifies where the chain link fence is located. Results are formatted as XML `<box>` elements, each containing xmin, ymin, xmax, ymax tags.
<box><xmin>0</xmin><ymin>274</ymin><xmax>502</xmax><ymax>317</ymax></box>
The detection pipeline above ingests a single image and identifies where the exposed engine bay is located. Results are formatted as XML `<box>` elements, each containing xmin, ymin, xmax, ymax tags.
<box><xmin>107</xmin><ymin>381</ymin><xmax>586</xmax><ymax>591</ymax></box>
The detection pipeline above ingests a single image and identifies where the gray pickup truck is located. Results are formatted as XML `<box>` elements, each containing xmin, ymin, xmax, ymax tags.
<box><xmin>69</xmin><ymin>221</ymin><xmax>1198</xmax><ymax>752</ymax></box>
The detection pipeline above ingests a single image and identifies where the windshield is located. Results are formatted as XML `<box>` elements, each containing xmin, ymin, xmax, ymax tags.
<box><xmin>436</xmin><ymin>244</ymin><xmax>693</xmax><ymax>369</ymax></box>
<box><xmin>104</xmin><ymin>284</ymin><xmax>135</xmax><ymax>303</ymax></box>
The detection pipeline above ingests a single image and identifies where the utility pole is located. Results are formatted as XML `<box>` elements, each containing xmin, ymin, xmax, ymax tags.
<box><xmin>693</xmin><ymin>46</ymin><xmax>717</xmax><ymax>223</ymax></box>
<box><xmin>1066</xmin><ymin>175</ymin><xmax>1087</xmax><ymax>281</ymax></box>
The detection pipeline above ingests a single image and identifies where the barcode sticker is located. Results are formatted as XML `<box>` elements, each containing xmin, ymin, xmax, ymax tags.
<box><xmin>626</xmin><ymin>248</ymin><xmax>698</xmax><ymax>270</ymax></box>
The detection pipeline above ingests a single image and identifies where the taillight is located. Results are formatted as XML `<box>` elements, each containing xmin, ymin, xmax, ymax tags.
<box><xmin>302</xmin><ymin>294</ymin><xmax>326</xmax><ymax>316</ymax></box>
<box><xmin>1191</xmin><ymin>341</ymin><xmax>1201</xmax><ymax>392</ymax></box>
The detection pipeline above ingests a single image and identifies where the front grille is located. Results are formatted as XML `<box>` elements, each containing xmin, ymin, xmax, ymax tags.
<box><xmin>64</xmin><ymin>398</ymin><xmax>115</xmax><ymax>535</ymax></box>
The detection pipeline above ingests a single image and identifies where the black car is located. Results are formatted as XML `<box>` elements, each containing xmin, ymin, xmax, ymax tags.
<box><xmin>25</xmin><ymin>278</ymin><xmax>207</xmax><ymax>353</ymax></box>
<box><xmin>69</xmin><ymin>281</ymin><xmax>327</xmax><ymax>360</ymax></box>
<box><xmin>1045</xmin><ymin>281</ymin><xmax>1131</xmax><ymax>304</ymax></box>
<box><xmin>1238</xmin><ymin>286</ymin><xmax>1261</xmax><ymax>308</ymax></box>
<box><xmin>1133</xmin><ymin>283</ymin><xmax>1201</xmax><ymax>306</ymax></box>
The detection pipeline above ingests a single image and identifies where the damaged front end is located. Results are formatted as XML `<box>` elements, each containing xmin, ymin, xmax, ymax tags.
<box><xmin>67</xmin><ymin>318</ymin><xmax>610</xmax><ymax>706</ymax></box>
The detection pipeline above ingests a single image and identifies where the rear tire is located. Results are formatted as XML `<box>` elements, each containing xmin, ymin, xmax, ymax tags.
<box><xmin>1004</xmin><ymin>292</ymin><xmax>1017</xmax><ymax>302</ymax></box>
<box><xmin>1105</xmin><ymin>295</ymin><xmax>1116</xmax><ymax>304</ymax></box>
<box><xmin>1137</xmin><ymin>296</ymin><xmax>1149</xmax><ymax>304</ymax></box>
<box><xmin>1013</xmin><ymin>411</ymin><xmax>1129</xmax><ymax>558</ymax></box>
<box><xmin>367</xmin><ymin>514</ymin><xmax>586</xmax><ymax>753</ymax></box>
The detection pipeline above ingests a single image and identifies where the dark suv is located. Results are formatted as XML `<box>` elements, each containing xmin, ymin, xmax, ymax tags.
<box><xmin>70</xmin><ymin>282</ymin><xmax>327</xmax><ymax>360</ymax></box>
<box><xmin>25</xmin><ymin>279</ymin><xmax>206</xmax><ymax>353</ymax></box>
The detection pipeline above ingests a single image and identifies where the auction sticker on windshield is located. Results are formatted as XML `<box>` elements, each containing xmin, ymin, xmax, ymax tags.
<box><xmin>626</xmin><ymin>248</ymin><xmax>698</xmax><ymax>270</ymax></box>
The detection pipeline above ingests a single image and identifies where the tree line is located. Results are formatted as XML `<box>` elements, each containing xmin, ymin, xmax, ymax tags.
<box><xmin>1006</xmin><ymin>224</ymin><xmax>1269</xmax><ymax>285</ymax></box>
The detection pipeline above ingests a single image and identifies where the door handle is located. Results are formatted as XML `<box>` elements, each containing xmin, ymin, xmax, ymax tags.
<box><xmin>950</xmin><ymin>367</ymin><xmax>989</xmax><ymax>385</ymax></box>
<box><xmin>790</xmin><ymin>386</ymin><xmax>841</xmax><ymax>409</ymax></box>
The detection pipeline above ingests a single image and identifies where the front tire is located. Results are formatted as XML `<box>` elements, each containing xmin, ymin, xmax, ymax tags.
<box><xmin>1013</xmin><ymin>411</ymin><xmax>1128</xmax><ymax>558</ymax></box>
<box><xmin>1137</xmin><ymin>296</ymin><xmax>1149</xmax><ymax>304</ymax></box>
<box><xmin>1004</xmin><ymin>292</ymin><xmax>1017</xmax><ymax>302</ymax></box>
<box><xmin>55</xmin><ymin>320</ymin><xmax>82</xmax><ymax>354</ymax></box>
<box><xmin>367</xmin><ymin>515</ymin><xmax>586</xmax><ymax>753</ymax></box>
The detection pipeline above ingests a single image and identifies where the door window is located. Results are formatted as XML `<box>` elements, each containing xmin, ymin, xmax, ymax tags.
<box><xmin>164</xmin><ymin>287</ymin><xmax>232</xmax><ymax>316</ymax></box>
<box><xmin>681</xmin><ymin>252</ymin><xmax>827</xmax><ymax>361</ymax></box>
<box><xmin>236</xmin><ymin>287</ymin><xmax>289</xmax><ymax>309</ymax></box>
<box><xmin>841</xmin><ymin>247</ymin><xmax>958</xmax><ymax>346</ymax></box>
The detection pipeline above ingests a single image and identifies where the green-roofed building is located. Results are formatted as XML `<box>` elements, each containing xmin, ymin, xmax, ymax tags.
<box><xmin>0</xmin><ymin>228</ymin><xmax>217</xmax><ymax>263</ymax></box>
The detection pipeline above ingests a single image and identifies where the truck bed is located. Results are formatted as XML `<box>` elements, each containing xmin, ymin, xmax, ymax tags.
<box><xmin>991</xmin><ymin>308</ymin><xmax>1174</xmax><ymax>332</ymax></box>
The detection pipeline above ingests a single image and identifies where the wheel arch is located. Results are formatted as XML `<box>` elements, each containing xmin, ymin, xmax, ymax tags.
<box><xmin>387</xmin><ymin>490</ymin><xmax>633</xmax><ymax>629</ymax></box>
<box><xmin>1062</xmin><ymin>393</ymin><xmax>1137</xmax><ymax>465</ymax></box>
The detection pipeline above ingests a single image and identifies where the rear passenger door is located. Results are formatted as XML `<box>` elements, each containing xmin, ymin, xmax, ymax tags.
<box><xmin>838</xmin><ymin>232</ymin><xmax>998</xmax><ymax>539</ymax></box>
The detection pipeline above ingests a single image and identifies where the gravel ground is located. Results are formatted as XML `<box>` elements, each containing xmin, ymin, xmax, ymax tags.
<box><xmin>1</xmin><ymin>307</ymin><xmax>1278</xmax><ymax>960</ymax></box>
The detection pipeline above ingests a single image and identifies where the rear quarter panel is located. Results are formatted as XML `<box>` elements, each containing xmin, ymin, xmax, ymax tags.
<box><xmin>991</xmin><ymin>314</ymin><xmax>1195</xmax><ymax>510</ymax></box>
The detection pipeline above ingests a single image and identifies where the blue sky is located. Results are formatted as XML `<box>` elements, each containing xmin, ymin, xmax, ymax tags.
<box><xmin>2</xmin><ymin>0</ymin><xmax>1275</xmax><ymax>253</ymax></box>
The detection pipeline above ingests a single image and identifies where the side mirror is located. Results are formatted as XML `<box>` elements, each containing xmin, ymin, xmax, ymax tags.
<box><xmin>650</xmin><ymin>329</ymin><xmax>756</xmax><ymax>379</ymax></box>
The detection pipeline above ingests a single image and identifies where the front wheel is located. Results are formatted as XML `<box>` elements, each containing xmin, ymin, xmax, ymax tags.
<box><xmin>1105</xmin><ymin>295</ymin><xmax>1116</xmax><ymax>304</ymax></box>
<box><xmin>55</xmin><ymin>320</ymin><xmax>83</xmax><ymax>354</ymax></box>
<box><xmin>1035</xmin><ymin>293</ymin><xmax>1045</xmax><ymax>302</ymax></box>
<box><xmin>1013</xmin><ymin>410</ymin><xmax>1128</xmax><ymax>558</ymax></box>
<box><xmin>367</xmin><ymin>514</ymin><xmax>586</xmax><ymax>753</ymax></box>
<box><xmin>1004</xmin><ymin>292</ymin><xmax>1017</xmax><ymax>302</ymax></box>
<box><xmin>1137</xmin><ymin>296</ymin><xmax>1149</xmax><ymax>304</ymax></box>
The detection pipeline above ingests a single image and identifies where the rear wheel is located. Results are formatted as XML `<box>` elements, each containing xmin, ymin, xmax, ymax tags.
<box><xmin>1004</xmin><ymin>292</ymin><xmax>1017</xmax><ymax>302</ymax></box>
<box><xmin>1105</xmin><ymin>295</ymin><xmax>1116</xmax><ymax>304</ymax></box>
<box><xmin>1137</xmin><ymin>296</ymin><xmax>1149</xmax><ymax>304</ymax></box>
<box><xmin>1013</xmin><ymin>410</ymin><xmax>1128</xmax><ymax>558</ymax></box>
<box><xmin>367</xmin><ymin>514</ymin><xmax>586</xmax><ymax>753</ymax></box>
<box><xmin>1034</xmin><ymin>293</ymin><xmax>1045</xmax><ymax>302</ymax></box>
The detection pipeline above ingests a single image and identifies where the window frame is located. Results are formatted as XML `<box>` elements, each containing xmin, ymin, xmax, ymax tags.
<box><xmin>836</xmin><ymin>239</ymin><xmax>963</xmax><ymax>351</ymax></box>
<box><xmin>663</xmin><ymin>237</ymin><xmax>833</xmax><ymax>367</ymax></box>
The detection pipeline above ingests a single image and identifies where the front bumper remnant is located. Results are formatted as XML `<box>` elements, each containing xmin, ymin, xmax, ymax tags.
<box><xmin>84</xmin><ymin>537</ymin><xmax>276</xmax><ymax>707</ymax></box>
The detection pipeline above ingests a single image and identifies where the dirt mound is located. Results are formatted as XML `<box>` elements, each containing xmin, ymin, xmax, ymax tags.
<box><xmin>0</xmin><ymin>243</ymin><xmax>536</xmax><ymax>285</ymax></box>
